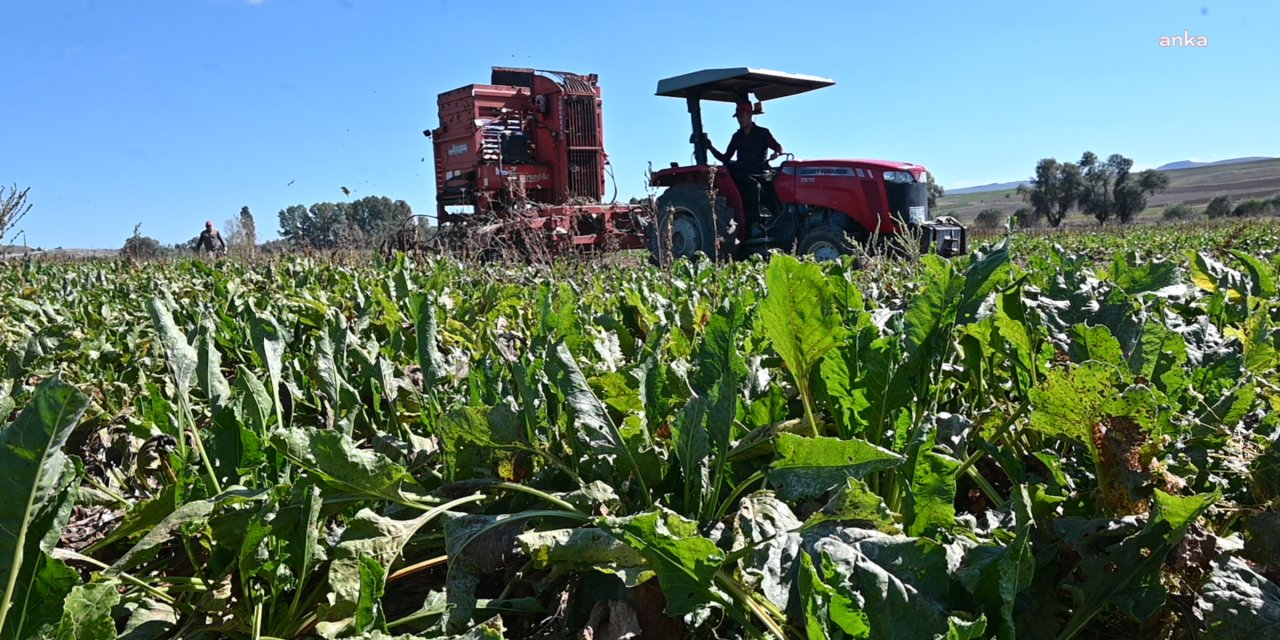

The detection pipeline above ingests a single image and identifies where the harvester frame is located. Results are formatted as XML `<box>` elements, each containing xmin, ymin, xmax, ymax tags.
<box><xmin>425</xmin><ymin>67</ymin><xmax>645</xmax><ymax>260</ymax></box>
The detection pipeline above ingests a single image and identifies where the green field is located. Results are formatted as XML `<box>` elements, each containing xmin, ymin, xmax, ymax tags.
<box><xmin>936</xmin><ymin>158</ymin><xmax>1280</xmax><ymax>225</ymax></box>
<box><xmin>1</xmin><ymin>223</ymin><xmax>1279</xmax><ymax>639</ymax></box>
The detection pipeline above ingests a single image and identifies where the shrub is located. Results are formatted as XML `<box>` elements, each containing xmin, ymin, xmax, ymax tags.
<box><xmin>1205</xmin><ymin>195</ymin><xmax>1233</xmax><ymax>219</ymax></box>
<box><xmin>1232</xmin><ymin>198</ymin><xmax>1272</xmax><ymax>218</ymax></box>
<box><xmin>1012</xmin><ymin>206</ymin><xmax>1040</xmax><ymax>228</ymax></box>
<box><xmin>122</xmin><ymin>223</ymin><xmax>168</xmax><ymax>260</ymax></box>
<box><xmin>1161</xmin><ymin>202</ymin><xmax>1197</xmax><ymax>221</ymax></box>
<box><xmin>973</xmin><ymin>208</ymin><xmax>1007</xmax><ymax>230</ymax></box>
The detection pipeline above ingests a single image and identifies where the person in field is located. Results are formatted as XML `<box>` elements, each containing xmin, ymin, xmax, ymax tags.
<box><xmin>705</xmin><ymin>101</ymin><xmax>784</xmax><ymax>236</ymax></box>
<box><xmin>196</xmin><ymin>220</ymin><xmax>227</xmax><ymax>256</ymax></box>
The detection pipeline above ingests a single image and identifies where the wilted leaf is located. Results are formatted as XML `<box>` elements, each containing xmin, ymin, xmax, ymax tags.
<box><xmin>768</xmin><ymin>433</ymin><xmax>903</xmax><ymax>501</ymax></box>
<box><xmin>599</xmin><ymin>509</ymin><xmax>730</xmax><ymax>617</ymax></box>
<box><xmin>1230</xmin><ymin>249</ymin><xmax>1277</xmax><ymax>297</ymax></box>
<box><xmin>550</xmin><ymin>342</ymin><xmax>645</xmax><ymax>492</ymax></box>
<box><xmin>732</xmin><ymin>493</ymin><xmax>803</xmax><ymax>610</ymax></box>
<box><xmin>1068</xmin><ymin>324</ymin><xmax>1125</xmax><ymax>369</ymax></box>
<box><xmin>802</xmin><ymin>526</ymin><xmax>957</xmax><ymax>640</ymax></box>
<box><xmin>269</xmin><ymin>427</ymin><xmax>427</xmax><ymax>507</ymax></box>
<box><xmin>1110</xmin><ymin>252</ymin><xmax>1178</xmax><ymax>296</ymax></box>
<box><xmin>517</xmin><ymin>528</ymin><xmax>650</xmax><ymax>585</ymax></box>
<box><xmin>807</xmin><ymin>477</ymin><xmax>900</xmax><ymax>534</ymax></box>
<box><xmin>0</xmin><ymin>376</ymin><xmax>90</xmax><ymax>640</ymax></box>
<box><xmin>797</xmin><ymin>550</ymin><xmax>871</xmax><ymax>640</ymax></box>
<box><xmin>1196</xmin><ymin>556</ymin><xmax>1280</xmax><ymax>639</ymax></box>
<box><xmin>147</xmin><ymin>297</ymin><xmax>197</xmax><ymax>402</ymax></box>
<box><xmin>958</xmin><ymin>487</ymin><xmax>1035</xmax><ymax>640</ymax></box>
<box><xmin>1055</xmin><ymin>489</ymin><xmax>1219</xmax><ymax>640</ymax></box>
<box><xmin>414</xmin><ymin>295</ymin><xmax>443</xmax><ymax>390</ymax></box>
<box><xmin>319</xmin><ymin>504</ymin><xmax>470</xmax><ymax>638</ymax></box>
<box><xmin>108</xmin><ymin>497</ymin><xmax>216</xmax><ymax>574</ymax></box>
<box><xmin>943</xmin><ymin>614</ymin><xmax>988</xmax><ymax>640</ymax></box>
<box><xmin>54</xmin><ymin>579</ymin><xmax>122</xmax><ymax>640</ymax></box>
<box><xmin>118</xmin><ymin>597</ymin><xmax>176</xmax><ymax>640</ymax></box>
<box><xmin>906</xmin><ymin>447</ymin><xmax>959</xmax><ymax>537</ymax></box>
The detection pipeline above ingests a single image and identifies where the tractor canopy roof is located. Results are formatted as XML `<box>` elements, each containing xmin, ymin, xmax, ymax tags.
<box><xmin>656</xmin><ymin>68</ymin><xmax>835</xmax><ymax>102</ymax></box>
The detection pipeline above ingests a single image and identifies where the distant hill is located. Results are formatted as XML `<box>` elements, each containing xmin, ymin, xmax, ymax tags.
<box><xmin>945</xmin><ymin>157</ymin><xmax>1275</xmax><ymax>196</ymax></box>
<box><xmin>948</xmin><ymin>181</ymin><xmax>1029</xmax><ymax>195</ymax></box>
<box><xmin>1156</xmin><ymin>157</ymin><xmax>1273</xmax><ymax>171</ymax></box>
<box><xmin>934</xmin><ymin>157</ymin><xmax>1280</xmax><ymax>226</ymax></box>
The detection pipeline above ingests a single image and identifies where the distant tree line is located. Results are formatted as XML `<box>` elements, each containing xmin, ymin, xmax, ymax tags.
<box><xmin>278</xmin><ymin>196</ymin><xmax>412</xmax><ymax>250</ymax></box>
<box><xmin>118</xmin><ymin>196</ymin><xmax>416</xmax><ymax>259</ymax></box>
<box><xmin>1162</xmin><ymin>193</ymin><xmax>1280</xmax><ymax>222</ymax></box>
<box><xmin>1017</xmin><ymin>152</ymin><xmax>1170</xmax><ymax>227</ymax></box>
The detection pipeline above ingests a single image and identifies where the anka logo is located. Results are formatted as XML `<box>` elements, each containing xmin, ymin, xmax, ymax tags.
<box><xmin>1160</xmin><ymin>30</ymin><xmax>1208</xmax><ymax>47</ymax></box>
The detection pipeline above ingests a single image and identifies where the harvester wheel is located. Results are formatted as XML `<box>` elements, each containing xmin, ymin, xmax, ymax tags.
<box><xmin>647</xmin><ymin>184</ymin><xmax>739</xmax><ymax>265</ymax></box>
<box><xmin>798</xmin><ymin>224</ymin><xmax>865</xmax><ymax>262</ymax></box>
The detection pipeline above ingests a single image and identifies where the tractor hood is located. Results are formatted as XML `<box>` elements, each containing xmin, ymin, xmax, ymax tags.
<box><xmin>816</xmin><ymin>159</ymin><xmax>923</xmax><ymax>171</ymax></box>
<box><xmin>783</xmin><ymin>158</ymin><xmax>929</xmax><ymax>181</ymax></box>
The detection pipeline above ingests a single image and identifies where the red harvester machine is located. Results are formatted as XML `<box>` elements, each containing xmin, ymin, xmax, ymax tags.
<box><xmin>424</xmin><ymin>66</ymin><xmax>967</xmax><ymax>263</ymax></box>
<box><xmin>425</xmin><ymin>67</ymin><xmax>647</xmax><ymax>259</ymax></box>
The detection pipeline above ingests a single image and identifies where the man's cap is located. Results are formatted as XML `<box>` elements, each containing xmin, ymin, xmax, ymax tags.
<box><xmin>733</xmin><ymin>101</ymin><xmax>753</xmax><ymax>118</ymax></box>
<box><xmin>205</xmin><ymin>220</ymin><xmax>213</xmax><ymax>227</ymax></box>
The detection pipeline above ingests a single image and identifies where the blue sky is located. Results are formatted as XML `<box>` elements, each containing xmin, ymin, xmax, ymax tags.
<box><xmin>3</xmin><ymin>0</ymin><xmax>1276</xmax><ymax>248</ymax></box>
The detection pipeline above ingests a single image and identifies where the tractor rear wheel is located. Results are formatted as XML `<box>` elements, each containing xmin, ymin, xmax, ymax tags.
<box><xmin>647</xmin><ymin>184</ymin><xmax>739</xmax><ymax>265</ymax></box>
<box><xmin>798</xmin><ymin>224</ymin><xmax>865</xmax><ymax>262</ymax></box>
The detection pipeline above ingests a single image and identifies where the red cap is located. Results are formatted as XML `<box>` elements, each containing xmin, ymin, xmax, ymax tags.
<box><xmin>733</xmin><ymin>101</ymin><xmax>753</xmax><ymax>118</ymax></box>
<box><xmin>205</xmin><ymin>220</ymin><xmax>213</xmax><ymax>227</ymax></box>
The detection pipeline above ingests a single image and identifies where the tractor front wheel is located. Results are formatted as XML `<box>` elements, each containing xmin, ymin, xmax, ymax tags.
<box><xmin>647</xmin><ymin>184</ymin><xmax>739</xmax><ymax>265</ymax></box>
<box><xmin>798</xmin><ymin>224</ymin><xmax>865</xmax><ymax>262</ymax></box>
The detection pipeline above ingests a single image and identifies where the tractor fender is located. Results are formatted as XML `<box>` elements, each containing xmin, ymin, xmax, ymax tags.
<box><xmin>651</xmin><ymin>166</ymin><xmax>747</xmax><ymax>238</ymax></box>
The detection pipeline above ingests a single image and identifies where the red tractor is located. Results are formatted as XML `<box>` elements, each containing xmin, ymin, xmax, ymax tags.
<box><xmin>648</xmin><ymin>67</ymin><xmax>966</xmax><ymax>262</ymax></box>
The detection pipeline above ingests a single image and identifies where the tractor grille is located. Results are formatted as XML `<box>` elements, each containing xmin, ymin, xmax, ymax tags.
<box><xmin>568</xmin><ymin>150</ymin><xmax>602</xmax><ymax>201</ymax></box>
<box><xmin>565</xmin><ymin>95</ymin><xmax>602</xmax><ymax>201</ymax></box>
<box><xmin>565</xmin><ymin>96</ymin><xmax>599</xmax><ymax>148</ymax></box>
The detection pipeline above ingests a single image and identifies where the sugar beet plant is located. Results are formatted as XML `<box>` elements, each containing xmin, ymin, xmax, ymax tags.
<box><xmin>1</xmin><ymin>223</ymin><xmax>1278</xmax><ymax>639</ymax></box>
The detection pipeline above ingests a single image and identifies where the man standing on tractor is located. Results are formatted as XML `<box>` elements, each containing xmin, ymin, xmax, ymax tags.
<box><xmin>705</xmin><ymin>101</ymin><xmax>783</xmax><ymax>235</ymax></box>
<box><xmin>195</xmin><ymin>220</ymin><xmax>227</xmax><ymax>256</ymax></box>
